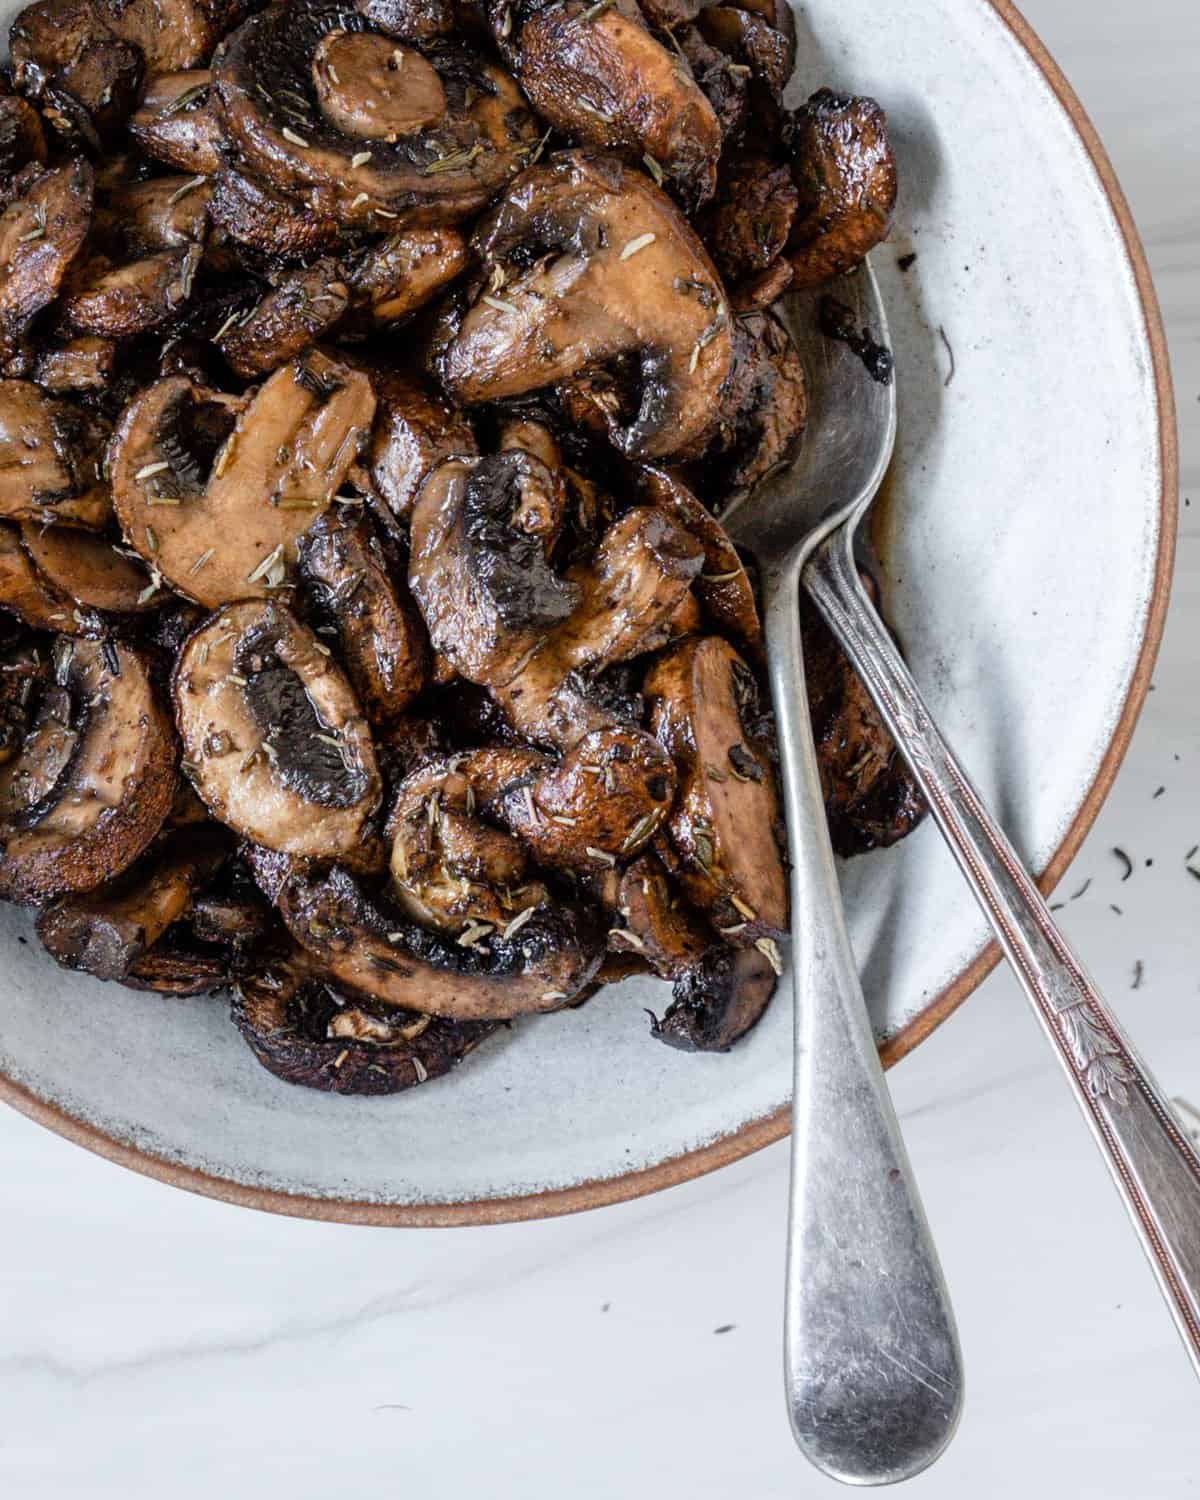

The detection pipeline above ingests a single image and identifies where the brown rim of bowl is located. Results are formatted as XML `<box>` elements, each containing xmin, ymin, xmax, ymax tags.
<box><xmin>0</xmin><ymin>0</ymin><xmax>1179</xmax><ymax>1227</ymax></box>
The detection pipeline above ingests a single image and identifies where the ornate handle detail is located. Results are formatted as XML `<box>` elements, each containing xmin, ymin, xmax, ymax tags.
<box><xmin>805</xmin><ymin>525</ymin><xmax>1200</xmax><ymax>1371</ymax></box>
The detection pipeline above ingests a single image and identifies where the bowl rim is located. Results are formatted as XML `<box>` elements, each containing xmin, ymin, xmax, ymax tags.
<box><xmin>0</xmin><ymin>0</ymin><xmax>1178</xmax><ymax>1227</ymax></box>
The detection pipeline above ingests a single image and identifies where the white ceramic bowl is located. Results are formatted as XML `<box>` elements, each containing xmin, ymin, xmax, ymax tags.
<box><xmin>0</xmin><ymin>0</ymin><xmax>1175</xmax><ymax>1223</ymax></box>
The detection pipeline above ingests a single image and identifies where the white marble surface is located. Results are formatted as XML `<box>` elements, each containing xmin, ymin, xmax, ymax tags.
<box><xmin>2</xmin><ymin>0</ymin><xmax>1199</xmax><ymax>1493</ymax></box>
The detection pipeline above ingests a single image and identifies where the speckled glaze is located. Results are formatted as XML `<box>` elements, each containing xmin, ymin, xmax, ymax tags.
<box><xmin>0</xmin><ymin>0</ymin><xmax>1175</xmax><ymax>1223</ymax></box>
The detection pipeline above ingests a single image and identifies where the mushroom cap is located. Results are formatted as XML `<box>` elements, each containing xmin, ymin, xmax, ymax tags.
<box><xmin>108</xmin><ymin>351</ymin><xmax>376</xmax><ymax>608</ymax></box>
<box><xmin>0</xmin><ymin>161</ymin><xmax>94</xmax><ymax>355</ymax></box>
<box><xmin>172</xmin><ymin>599</ymin><xmax>383</xmax><ymax>864</ymax></box>
<box><xmin>364</xmin><ymin>365</ymin><xmax>476</xmax><ymax>522</ymax></box>
<box><xmin>435</xmin><ymin>152</ymin><xmax>733</xmax><ymax>459</ymax></box>
<box><xmin>0</xmin><ymin>381</ymin><xmax>112</xmax><ymax>529</ymax></box>
<box><xmin>128</xmin><ymin>70</ymin><xmax>224</xmax><ymax>175</ymax></box>
<box><xmin>213</xmin><ymin>0</ymin><xmax>540</xmax><ymax>228</ymax></box>
<box><xmin>0</xmin><ymin>637</ymin><xmax>178</xmax><ymax>904</ymax></box>
<box><xmin>215</xmin><ymin>259</ymin><xmax>350</xmax><ymax>379</ymax></box>
<box><xmin>652</xmin><ymin>942</ymin><xmax>778</xmax><ymax>1051</ymax></box>
<box><xmin>207</xmin><ymin>167</ymin><xmax>344</xmax><ymax>260</ymax></box>
<box><xmin>346</xmin><ymin>224</ymin><xmax>468</xmax><ymax>328</ymax></box>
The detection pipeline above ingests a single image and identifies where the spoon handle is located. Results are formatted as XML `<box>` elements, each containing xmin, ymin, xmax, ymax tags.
<box><xmin>764</xmin><ymin>557</ymin><xmax>961</xmax><ymax>1486</ymax></box>
<box><xmin>805</xmin><ymin>524</ymin><xmax>1200</xmax><ymax>1376</ymax></box>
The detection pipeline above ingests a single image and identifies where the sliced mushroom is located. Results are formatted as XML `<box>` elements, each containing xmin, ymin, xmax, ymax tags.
<box><xmin>35</xmin><ymin>826</ymin><xmax>229</xmax><ymax>980</ymax></box>
<box><xmin>730</xmin><ymin>255</ymin><xmax>793</xmax><ymax>312</ymax></box>
<box><xmin>645</xmin><ymin>635</ymin><xmax>786</xmax><ymax>940</ymax></box>
<box><xmin>699</xmin><ymin>152</ymin><xmax>798</xmax><ymax>285</ymax></box>
<box><xmin>60</xmin><ymin>242</ymin><xmax>204</xmax><ymax>339</ymax></box>
<box><xmin>509</xmin><ymin>0</ymin><xmax>720</xmax><ymax>208</ymax></box>
<box><xmin>0</xmin><ymin>382</ymin><xmax>111</xmax><ymax>528</ymax></box>
<box><xmin>208</xmin><ymin>167</ymin><xmax>343</xmax><ymax>261</ymax></box>
<box><xmin>10</xmin><ymin>0</ymin><xmax>144</xmax><ymax>138</ymax></box>
<box><xmin>636</xmin><ymin>465</ymin><xmax>761</xmax><ymax>652</ymax></box>
<box><xmin>121</xmin><ymin>932</ymin><xmax>231</xmax><ymax>995</ymax></box>
<box><xmin>128</xmin><ymin>71</ymin><xmax>224</xmax><ymax>174</ymax></box>
<box><xmin>216</xmin><ymin>259</ymin><xmax>350</xmax><ymax>379</ymax></box>
<box><xmin>0</xmin><ymin>161</ymin><xmax>94</xmax><ymax>356</ymax></box>
<box><xmin>674</xmin><ymin>22</ymin><xmax>749</xmax><ymax>145</ymax></box>
<box><xmin>107</xmin><ymin>174</ymin><xmax>211</xmax><ymax>257</ymax></box>
<box><xmin>0</xmin><ymin>639</ymin><xmax>45</xmax><ymax>765</ymax></box>
<box><xmin>173</xmin><ymin>600</ymin><xmax>383</xmax><ymax>864</ymax></box>
<box><xmin>598</xmin><ymin>852</ymin><xmax>709</xmax><ymax>977</ymax></box>
<box><xmin>33</xmin><ymin>336</ymin><xmax>115</xmax><ymax>395</ymax></box>
<box><xmin>651</xmin><ymin>942</ymin><xmax>777</xmax><ymax>1050</ymax></box>
<box><xmin>0</xmin><ymin>94</ymin><xmax>47</xmax><ymax>177</ymax></box>
<box><xmin>0</xmin><ymin>520</ymin><xmax>102</xmax><ymax>633</ymax></box>
<box><xmin>188</xmin><ymin>878</ymin><xmax>274</xmax><ymax>949</ymax></box>
<box><xmin>213</xmin><ymin>1</ymin><xmax>540</xmax><ymax>228</ymax></box>
<box><xmin>20</xmin><ymin>523</ymin><xmax>160</xmax><ymax>616</ymax></box>
<box><xmin>109</xmin><ymin>350</ymin><xmax>376</xmax><ymax>607</ymax></box>
<box><xmin>298</xmin><ymin>508</ymin><xmax>427</xmax><ymax>723</ymax></box>
<box><xmin>98</xmin><ymin>0</ymin><xmax>217</xmax><ymax>75</ymax></box>
<box><xmin>273</xmin><ymin>861</ymin><xmax>604</xmax><ymax>1020</ymax></box>
<box><xmin>365</xmin><ymin>366</ymin><xmax>476</xmax><ymax>522</ymax></box>
<box><xmin>696</xmin><ymin>5</ymin><xmax>794</xmax><ymax>126</ymax></box>
<box><xmin>233</xmin><ymin>942</ymin><xmax>495</xmax><ymax>1094</ymax></box>
<box><xmin>346</xmin><ymin>225</ymin><xmax>468</xmax><ymax>328</ymax></box>
<box><xmin>786</xmin><ymin>89</ymin><xmax>898</xmax><ymax>288</ymax></box>
<box><xmin>0</xmin><ymin>637</ymin><xmax>177</xmax><ymax>903</ymax></box>
<box><xmin>435</xmin><ymin>152</ymin><xmax>732</xmax><ymax>459</ymax></box>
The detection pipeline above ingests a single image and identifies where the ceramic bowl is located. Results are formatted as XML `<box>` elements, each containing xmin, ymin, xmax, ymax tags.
<box><xmin>0</xmin><ymin>0</ymin><xmax>1175</xmax><ymax>1223</ymax></box>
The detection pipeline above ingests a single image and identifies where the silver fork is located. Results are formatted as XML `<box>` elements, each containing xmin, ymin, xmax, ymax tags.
<box><xmin>720</xmin><ymin>270</ymin><xmax>962</xmax><ymax>1485</ymax></box>
<box><xmin>794</xmin><ymin>265</ymin><xmax>1200</xmax><ymax>1382</ymax></box>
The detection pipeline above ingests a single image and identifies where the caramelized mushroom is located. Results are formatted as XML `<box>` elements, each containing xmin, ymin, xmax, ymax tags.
<box><xmin>0</xmin><ymin>381</ymin><xmax>111</xmax><ymax>529</ymax></box>
<box><xmin>507</xmin><ymin>0</ymin><xmax>720</xmax><ymax>208</ymax></box>
<box><xmin>695</xmin><ymin>6</ymin><xmax>794</xmax><ymax>125</ymax></box>
<box><xmin>0</xmin><ymin>520</ymin><xmax>103</xmax><ymax>634</ymax></box>
<box><xmin>0</xmin><ymin>639</ymin><xmax>45</xmax><ymax>764</ymax></box>
<box><xmin>233</xmin><ymin>942</ymin><xmax>495</xmax><ymax>1094</ymax></box>
<box><xmin>216</xmin><ymin>259</ymin><xmax>350</xmax><ymax>379</ymax></box>
<box><xmin>213</xmin><ymin>0</ymin><xmax>540</xmax><ymax>228</ymax></box>
<box><xmin>10</xmin><ymin>0</ymin><xmax>144</xmax><ymax>139</ymax></box>
<box><xmin>700</xmin><ymin>152</ymin><xmax>798</xmax><ymax>285</ymax></box>
<box><xmin>598</xmin><ymin>852</ymin><xmax>709</xmax><ymax>977</ymax></box>
<box><xmin>36</xmin><ymin>826</ymin><xmax>229</xmax><ymax>980</ymax></box>
<box><xmin>108</xmin><ymin>350</ymin><xmax>376</xmax><ymax>606</ymax></box>
<box><xmin>346</xmin><ymin>225</ymin><xmax>468</xmax><ymax>328</ymax></box>
<box><xmin>0</xmin><ymin>637</ymin><xmax>177</xmax><ymax>903</ymax></box>
<box><xmin>208</xmin><ymin>167</ymin><xmax>343</xmax><ymax>260</ymax></box>
<box><xmin>645</xmin><ymin>635</ymin><xmax>786</xmax><ymax>942</ymax></box>
<box><xmin>0</xmin><ymin>94</ymin><xmax>47</xmax><ymax>177</ymax></box>
<box><xmin>60</xmin><ymin>242</ymin><xmax>204</xmax><ymax>339</ymax></box>
<box><xmin>122</xmin><ymin>931</ymin><xmax>231</xmax><ymax>995</ymax></box>
<box><xmin>33</xmin><ymin>336</ymin><xmax>115</xmax><ymax>395</ymax></box>
<box><xmin>20</xmin><ymin>523</ymin><xmax>160</xmax><ymax>618</ymax></box>
<box><xmin>365</xmin><ymin>366</ymin><xmax>476</xmax><ymax>522</ymax></box>
<box><xmin>787</xmin><ymin>89</ymin><xmax>898</xmax><ymax>288</ymax></box>
<box><xmin>128</xmin><ymin>71</ymin><xmax>224</xmax><ymax>174</ymax></box>
<box><xmin>298</xmin><ymin>507</ymin><xmax>428</xmax><ymax>723</ymax></box>
<box><xmin>273</xmin><ymin>861</ymin><xmax>603</xmax><ymax>1020</ymax></box>
<box><xmin>0</xmin><ymin>161</ymin><xmax>94</xmax><ymax>356</ymax></box>
<box><xmin>173</xmin><ymin>599</ymin><xmax>383</xmax><ymax>863</ymax></box>
<box><xmin>435</xmin><ymin>152</ymin><xmax>732</xmax><ymax>459</ymax></box>
<box><xmin>651</xmin><ymin>941</ymin><xmax>778</xmax><ymax>1050</ymax></box>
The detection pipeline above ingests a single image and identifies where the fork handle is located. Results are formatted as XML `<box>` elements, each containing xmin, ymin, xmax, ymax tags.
<box><xmin>764</xmin><ymin>556</ymin><xmax>961</xmax><ymax>1485</ymax></box>
<box><xmin>805</xmin><ymin>524</ymin><xmax>1200</xmax><ymax>1374</ymax></box>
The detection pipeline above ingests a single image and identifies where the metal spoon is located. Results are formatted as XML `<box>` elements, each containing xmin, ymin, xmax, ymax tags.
<box><xmin>795</xmin><ymin>280</ymin><xmax>1200</xmax><ymax>1379</ymax></box>
<box><xmin>720</xmin><ymin>267</ymin><xmax>962</xmax><ymax>1485</ymax></box>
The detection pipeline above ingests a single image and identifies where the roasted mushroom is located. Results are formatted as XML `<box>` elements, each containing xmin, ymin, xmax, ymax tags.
<box><xmin>10</xmin><ymin>0</ymin><xmax>144</xmax><ymax>140</ymax></box>
<box><xmin>695</xmin><ymin>5</ymin><xmax>794</xmax><ymax>127</ymax></box>
<box><xmin>173</xmin><ymin>599</ymin><xmax>383</xmax><ymax>864</ymax></box>
<box><xmin>33</xmin><ymin>336</ymin><xmax>116</xmax><ymax>395</ymax></box>
<box><xmin>365</xmin><ymin>366</ymin><xmax>476</xmax><ymax>522</ymax></box>
<box><xmin>213</xmin><ymin>0</ymin><xmax>540</xmax><ymax>228</ymax></box>
<box><xmin>651</xmin><ymin>942</ymin><xmax>778</xmax><ymax>1050</ymax></box>
<box><xmin>60</xmin><ymin>242</ymin><xmax>204</xmax><ymax>339</ymax></box>
<box><xmin>128</xmin><ymin>71</ymin><xmax>224</xmax><ymax>174</ymax></box>
<box><xmin>0</xmin><ymin>637</ymin><xmax>177</xmax><ymax>903</ymax></box>
<box><xmin>0</xmin><ymin>380</ymin><xmax>111</xmax><ymax>529</ymax></box>
<box><xmin>108</xmin><ymin>349</ymin><xmax>376</xmax><ymax>606</ymax></box>
<box><xmin>207</xmin><ymin>167</ymin><xmax>343</xmax><ymax>260</ymax></box>
<box><xmin>215</xmin><ymin>259</ymin><xmax>350</xmax><ymax>378</ymax></box>
<box><xmin>0</xmin><ymin>519</ymin><xmax>104</xmax><ymax>633</ymax></box>
<box><xmin>121</xmin><ymin>930</ymin><xmax>233</xmax><ymax>995</ymax></box>
<box><xmin>436</xmin><ymin>153</ymin><xmax>732</xmax><ymax>459</ymax></box>
<box><xmin>787</xmin><ymin>89</ymin><xmax>898</xmax><ymax>288</ymax></box>
<box><xmin>273</xmin><ymin>861</ymin><xmax>603</xmax><ymax>1020</ymax></box>
<box><xmin>645</xmin><ymin>635</ymin><xmax>786</xmax><ymax>945</ymax></box>
<box><xmin>0</xmin><ymin>93</ymin><xmax>48</xmax><ymax>177</ymax></box>
<box><xmin>20</xmin><ymin>522</ymin><xmax>160</xmax><ymax>618</ymax></box>
<box><xmin>36</xmin><ymin>826</ymin><xmax>229</xmax><ymax>980</ymax></box>
<box><xmin>298</xmin><ymin>507</ymin><xmax>428</xmax><ymax>723</ymax></box>
<box><xmin>504</xmin><ymin>0</ymin><xmax>720</xmax><ymax>208</ymax></box>
<box><xmin>233</xmin><ymin>942</ymin><xmax>495</xmax><ymax>1094</ymax></box>
<box><xmin>700</xmin><ymin>152</ymin><xmax>798</xmax><ymax>286</ymax></box>
<box><xmin>0</xmin><ymin>161</ymin><xmax>94</xmax><ymax>357</ymax></box>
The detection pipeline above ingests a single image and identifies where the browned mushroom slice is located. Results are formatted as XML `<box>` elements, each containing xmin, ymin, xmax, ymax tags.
<box><xmin>347</xmin><ymin>226</ymin><xmax>468</xmax><ymax>328</ymax></box>
<box><xmin>509</xmin><ymin>0</ymin><xmax>720</xmax><ymax>208</ymax></box>
<box><xmin>108</xmin><ymin>175</ymin><xmax>211</xmax><ymax>257</ymax></box>
<box><xmin>36</xmin><ymin>826</ymin><xmax>229</xmax><ymax>980</ymax></box>
<box><xmin>674</xmin><ymin>23</ymin><xmax>749</xmax><ymax>145</ymax></box>
<box><xmin>787</xmin><ymin>89</ymin><xmax>898</xmax><ymax>288</ymax></box>
<box><xmin>213</xmin><ymin>1</ymin><xmax>539</xmax><ymax>229</ymax></box>
<box><xmin>10</xmin><ymin>0</ymin><xmax>143</xmax><ymax>137</ymax></box>
<box><xmin>0</xmin><ymin>638</ymin><xmax>176</xmax><ymax>904</ymax></box>
<box><xmin>61</xmin><ymin>243</ymin><xmax>203</xmax><ymax>339</ymax></box>
<box><xmin>801</xmin><ymin>588</ymin><xmax>926</xmax><ymax>857</ymax></box>
<box><xmin>208</xmin><ymin>168</ymin><xmax>343</xmax><ymax>260</ymax></box>
<box><xmin>216</xmin><ymin>260</ymin><xmax>350</xmax><ymax>379</ymax></box>
<box><xmin>494</xmin><ymin>727</ymin><xmax>676</xmax><ymax>874</ymax></box>
<box><xmin>298</xmin><ymin>509</ymin><xmax>427</xmax><ymax>724</ymax></box>
<box><xmin>108</xmin><ymin>351</ymin><xmax>376</xmax><ymax>607</ymax></box>
<box><xmin>0</xmin><ymin>639</ymin><xmax>45</xmax><ymax>765</ymax></box>
<box><xmin>0</xmin><ymin>161</ymin><xmax>93</xmax><ymax>356</ymax></box>
<box><xmin>0</xmin><ymin>94</ymin><xmax>47</xmax><ymax>176</ymax></box>
<box><xmin>697</xmin><ymin>307</ymin><xmax>806</xmax><ymax>506</ymax></box>
<box><xmin>387</xmin><ymin>750</ymin><xmax>548</xmax><ymax>934</ymax></box>
<box><xmin>435</xmin><ymin>152</ymin><xmax>732</xmax><ymax>460</ymax></box>
<box><xmin>598</xmin><ymin>852</ymin><xmax>709</xmax><ymax>977</ymax></box>
<box><xmin>0</xmin><ymin>381</ymin><xmax>110</xmax><ymax>529</ymax></box>
<box><xmin>233</xmin><ymin>943</ymin><xmax>495</xmax><ymax>1094</ymax></box>
<box><xmin>651</xmin><ymin>942</ymin><xmax>778</xmax><ymax>1050</ymax></box>
<box><xmin>188</xmin><ymin>883</ymin><xmax>274</xmax><ymax>948</ymax></box>
<box><xmin>637</xmin><ymin>465</ymin><xmax>761</xmax><ymax>652</ymax></box>
<box><xmin>122</xmin><ymin>935</ymin><xmax>231</xmax><ymax>996</ymax></box>
<box><xmin>102</xmin><ymin>0</ymin><xmax>217</xmax><ymax>73</ymax></box>
<box><xmin>274</xmin><ymin>862</ymin><xmax>603</xmax><ymax>1021</ymax></box>
<box><xmin>695</xmin><ymin>5</ymin><xmax>794</xmax><ymax>123</ymax></box>
<box><xmin>19</xmin><ymin>524</ymin><xmax>160</xmax><ymax>616</ymax></box>
<box><xmin>128</xmin><ymin>71</ymin><xmax>223</xmax><ymax>174</ymax></box>
<box><xmin>33</xmin><ymin>336</ymin><xmax>115</xmax><ymax>395</ymax></box>
<box><xmin>0</xmin><ymin>520</ymin><xmax>102</xmax><ymax>633</ymax></box>
<box><xmin>174</xmin><ymin>600</ymin><xmax>383</xmax><ymax>864</ymax></box>
<box><xmin>645</xmin><ymin>635</ymin><xmax>786</xmax><ymax>942</ymax></box>
<box><xmin>366</xmin><ymin>367</ymin><xmax>476</xmax><ymax>522</ymax></box>
<box><xmin>730</xmin><ymin>256</ymin><xmax>793</xmax><ymax>312</ymax></box>
<box><xmin>700</xmin><ymin>153</ymin><xmax>798</xmax><ymax>285</ymax></box>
